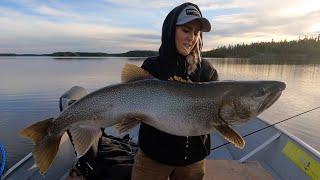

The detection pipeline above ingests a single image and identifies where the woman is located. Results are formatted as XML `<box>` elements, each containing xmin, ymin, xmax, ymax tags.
<box><xmin>131</xmin><ymin>2</ymin><xmax>218</xmax><ymax>180</ymax></box>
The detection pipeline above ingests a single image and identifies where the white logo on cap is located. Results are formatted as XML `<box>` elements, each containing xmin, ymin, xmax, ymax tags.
<box><xmin>186</xmin><ymin>8</ymin><xmax>200</xmax><ymax>17</ymax></box>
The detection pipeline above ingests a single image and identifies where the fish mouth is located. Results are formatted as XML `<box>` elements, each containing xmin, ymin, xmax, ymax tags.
<box><xmin>278</xmin><ymin>81</ymin><xmax>286</xmax><ymax>91</ymax></box>
<box><xmin>259</xmin><ymin>91</ymin><xmax>282</xmax><ymax>113</ymax></box>
<box><xmin>258</xmin><ymin>82</ymin><xmax>286</xmax><ymax>114</ymax></box>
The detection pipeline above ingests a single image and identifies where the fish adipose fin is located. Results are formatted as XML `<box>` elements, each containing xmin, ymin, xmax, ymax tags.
<box><xmin>115</xmin><ymin>117</ymin><xmax>141</xmax><ymax>134</ymax></box>
<box><xmin>69</xmin><ymin>125</ymin><xmax>102</xmax><ymax>158</ymax></box>
<box><xmin>169</xmin><ymin>75</ymin><xmax>191</xmax><ymax>83</ymax></box>
<box><xmin>214</xmin><ymin>125</ymin><xmax>245</xmax><ymax>149</ymax></box>
<box><xmin>121</xmin><ymin>63</ymin><xmax>153</xmax><ymax>82</ymax></box>
<box><xmin>20</xmin><ymin>118</ymin><xmax>62</xmax><ymax>175</ymax></box>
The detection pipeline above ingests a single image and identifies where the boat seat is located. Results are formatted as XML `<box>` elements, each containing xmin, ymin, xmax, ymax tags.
<box><xmin>204</xmin><ymin>160</ymin><xmax>273</xmax><ymax>180</ymax></box>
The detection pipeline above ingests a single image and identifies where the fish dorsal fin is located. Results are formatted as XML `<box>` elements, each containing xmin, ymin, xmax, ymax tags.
<box><xmin>214</xmin><ymin>125</ymin><xmax>245</xmax><ymax>149</ymax></box>
<box><xmin>121</xmin><ymin>63</ymin><xmax>153</xmax><ymax>82</ymax></box>
<box><xmin>69</xmin><ymin>125</ymin><xmax>102</xmax><ymax>158</ymax></box>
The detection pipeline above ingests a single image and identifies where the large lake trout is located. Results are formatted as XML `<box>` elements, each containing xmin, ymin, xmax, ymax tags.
<box><xmin>21</xmin><ymin>64</ymin><xmax>286</xmax><ymax>174</ymax></box>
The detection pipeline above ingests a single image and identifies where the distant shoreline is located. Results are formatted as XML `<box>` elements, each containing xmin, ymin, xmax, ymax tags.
<box><xmin>0</xmin><ymin>51</ymin><xmax>159</xmax><ymax>57</ymax></box>
<box><xmin>0</xmin><ymin>51</ymin><xmax>318</xmax><ymax>59</ymax></box>
<box><xmin>1</xmin><ymin>36</ymin><xmax>320</xmax><ymax>58</ymax></box>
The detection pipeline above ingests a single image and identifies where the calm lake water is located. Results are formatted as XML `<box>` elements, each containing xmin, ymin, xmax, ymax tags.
<box><xmin>0</xmin><ymin>56</ymin><xmax>319</xmax><ymax>170</ymax></box>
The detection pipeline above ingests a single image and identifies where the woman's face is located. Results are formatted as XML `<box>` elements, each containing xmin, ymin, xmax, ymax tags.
<box><xmin>175</xmin><ymin>20</ymin><xmax>201</xmax><ymax>56</ymax></box>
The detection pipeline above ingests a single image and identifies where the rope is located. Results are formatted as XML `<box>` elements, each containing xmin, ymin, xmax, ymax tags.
<box><xmin>211</xmin><ymin>106</ymin><xmax>320</xmax><ymax>151</ymax></box>
<box><xmin>0</xmin><ymin>142</ymin><xmax>6</xmax><ymax>177</ymax></box>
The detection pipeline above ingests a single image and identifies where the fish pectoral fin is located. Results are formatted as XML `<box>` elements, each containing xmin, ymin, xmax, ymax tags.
<box><xmin>121</xmin><ymin>63</ymin><xmax>153</xmax><ymax>82</ymax></box>
<box><xmin>214</xmin><ymin>125</ymin><xmax>245</xmax><ymax>149</ymax></box>
<box><xmin>115</xmin><ymin>117</ymin><xmax>141</xmax><ymax>134</ymax></box>
<box><xmin>69</xmin><ymin>125</ymin><xmax>102</xmax><ymax>158</ymax></box>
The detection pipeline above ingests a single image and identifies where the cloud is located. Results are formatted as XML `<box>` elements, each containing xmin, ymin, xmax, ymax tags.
<box><xmin>0</xmin><ymin>0</ymin><xmax>320</xmax><ymax>53</ymax></box>
<box><xmin>102</xmin><ymin>0</ymin><xmax>175</xmax><ymax>8</ymax></box>
<box><xmin>0</xmin><ymin>6</ymin><xmax>161</xmax><ymax>53</ymax></box>
<box><xmin>35</xmin><ymin>5</ymin><xmax>79</xmax><ymax>18</ymax></box>
<box><xmin>201</xmin><ymin>0</ymin><xmax>320</xmax><ymax>50</ymax></box>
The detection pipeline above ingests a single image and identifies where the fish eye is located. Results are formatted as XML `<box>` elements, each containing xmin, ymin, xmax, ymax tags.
<box><xmin>256</xmin><ymin>87</ymin><xmax>267</xmax><ymax>97</ymax></box>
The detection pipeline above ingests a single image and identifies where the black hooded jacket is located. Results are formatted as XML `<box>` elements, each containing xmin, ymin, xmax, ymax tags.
<box><xmin>139</xmin><ymin>2</ymin><xmax>218</xmax><ymax>166</ymax></box>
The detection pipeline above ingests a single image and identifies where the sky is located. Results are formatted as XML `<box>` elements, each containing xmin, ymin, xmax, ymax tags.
<box><xmin>0</xmin><ymin>0</ymin><xmax>320</xmax><ymax>53</ymax></box>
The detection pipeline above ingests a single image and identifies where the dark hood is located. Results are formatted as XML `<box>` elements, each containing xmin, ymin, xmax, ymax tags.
<box><xmin>158</xmin><ymin>2</ymin><xmax>203</xmax><ymax>80</ymax></box>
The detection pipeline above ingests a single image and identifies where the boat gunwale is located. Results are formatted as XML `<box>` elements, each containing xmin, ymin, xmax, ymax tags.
<box><xmin>1</xmin><ymin>153</ymin><xmax>32</xmax><ymax>180</ymax></box>
<box><xmin>259</xmin><ymin>117</ymin><xmax>320</xmax><ymax>159</ymax></box>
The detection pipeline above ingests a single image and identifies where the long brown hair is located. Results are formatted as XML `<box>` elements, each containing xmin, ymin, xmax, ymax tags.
<box><xmin>186</xmin><ymin>36</ymin><xmax>202</xmax><ymax>76</ymax></box>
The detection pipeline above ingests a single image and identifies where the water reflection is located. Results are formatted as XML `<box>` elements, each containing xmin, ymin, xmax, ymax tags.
<box><xmin>0</xmin><ymin>56</ymin><xmax>319</xmax><ymax>170</ymax></box>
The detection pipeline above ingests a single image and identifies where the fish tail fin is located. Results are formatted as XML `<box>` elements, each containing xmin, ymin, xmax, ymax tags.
<box><xmin>33</xmin><ymin>134</ymin><xmax>61</xmax><ymax>175</ymax></box>
<box><xmin>20</xmin><ymin>118</ymin><xmax>54</xmax><ymax>143</ymax></box>
<box><xmin>20</xmin><ymin>118</ymin><xmax>62</xmax><ymax>174</ymax></box>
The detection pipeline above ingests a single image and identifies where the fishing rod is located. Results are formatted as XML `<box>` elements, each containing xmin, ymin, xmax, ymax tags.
<box><xmin>211</xmin><ymin>106</ymin><xmax>320</xmax><ymax>151</ymax></box>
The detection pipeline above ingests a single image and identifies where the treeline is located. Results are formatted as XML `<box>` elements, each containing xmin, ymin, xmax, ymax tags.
<box><xmin>49</xmin><ymin>52</ymin><xmax>109</xmax><ymax>57</ymax></box>
<box><xmin>0</xmin><ymin>53</ymin><xmax>44</xmax><ymax>56</ymax></box>
<box><xmin>0</xmin><ymin>50</ymin><xmax>159</xmax><ymax>57</ymax></box>
<box><xmin>202</xmin><ymin>35</ymin><xmax>320</xmax><ymax>58</ymax></box>
<box><xmin>117</xmin><ymin>50</ymin><xmax>158</xmax><ymax>57</ymax></box>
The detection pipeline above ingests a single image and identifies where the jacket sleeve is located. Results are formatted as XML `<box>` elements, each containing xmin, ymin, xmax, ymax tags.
<box><xmin>141</xmin><ymin>56</ymin><xmax>161</xmax><ymax>79</ymax></box>
<box><xmin>199</xmin><ymin>59</ymin><xmax>218</xmax><ymax>82</ymax></box>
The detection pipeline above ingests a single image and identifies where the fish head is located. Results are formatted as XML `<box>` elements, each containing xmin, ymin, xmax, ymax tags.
<box><xmin>218</xmin><ymin>81</ymin><xmax>286</xmax><ymax>125</ymax></box>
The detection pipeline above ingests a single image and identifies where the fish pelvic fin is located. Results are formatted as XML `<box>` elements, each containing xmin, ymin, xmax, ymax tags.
<box><xmin>121</xmin><ymin>63</ymin><xmax>153</xmax><ymax>82</ymax></box>
<box><xmin>214</xmin><ymin>125</ymin><xmax>245</xmax><ymax>149</ymax></box>
<box><xmin>20</xmin><ymin>118</ymin><xmax>62</xmax><ymax>175</ymax></box>
<box><xmin>115</xmin><ymin>117</ymin><xmax>141</xmax><ymax>134</ymax></box>
<box><xmin>69</xmin><ymin>125</ymin><xmax>102</xmax><ymax>158</ymax></box>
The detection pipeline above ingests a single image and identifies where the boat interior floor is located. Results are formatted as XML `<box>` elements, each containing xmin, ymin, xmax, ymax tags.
<box><xmin>204</xmin><ymin>160</ymin><xmax>273</xmax><ymax>180</ymax></box>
